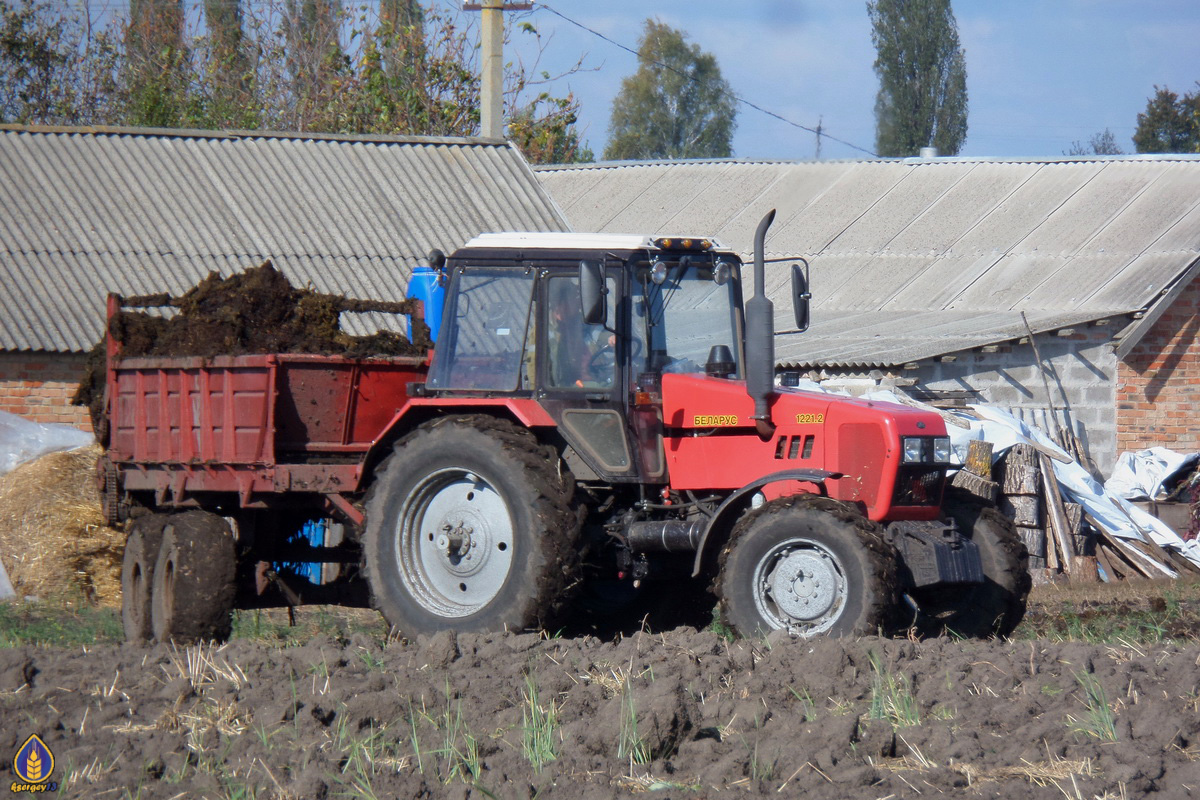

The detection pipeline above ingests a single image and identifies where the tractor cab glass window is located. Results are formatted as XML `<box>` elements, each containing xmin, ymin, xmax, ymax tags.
<box><xmin>427</xmin><ymin>269</ymin><xmax>534</xmax><ymax>391</ymax></box>
<box><xmin>632</xmin><ymin>259</ymin><xmax>741</xmax><ymax>380</ymax></box>
<box><xmin>546</xmin><ymin>275</ymin><xmax>617</xmax><ymax>390</ymax></box>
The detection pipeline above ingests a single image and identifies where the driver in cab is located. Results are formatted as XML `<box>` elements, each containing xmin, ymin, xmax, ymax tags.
<box><xmin>547</xmin><ymin>278</ymin><xmax>614</xmax><ymax>390</ymax></box>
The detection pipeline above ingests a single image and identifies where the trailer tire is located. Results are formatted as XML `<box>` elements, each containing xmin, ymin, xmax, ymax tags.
<box><xmin>364</xmin><ymin>416</ymin><xmax>581</xmax><ymax>638</ymax></box>
<box><xmin>121</xmin><ymin>514</ymin><xmax>170</xmax><ymax>643</ymax></box>
<box><xmin>151</xmin><ymin>511</ymin><xmax>237</xmax><ymax>644</ymax></box>
<box><xmin>717</xmin><ymin>495</ymin><xmax>898</xmax><ymax>638</ymax></box>
<box><xmin>913</xmin><ymin>498</ymin><xmax>1030</xmax><ymax>638</ymax></box>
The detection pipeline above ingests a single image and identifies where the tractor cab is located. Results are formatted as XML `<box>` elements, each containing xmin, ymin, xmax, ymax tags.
<box><xmin>424</xmin><ymin>233</ymin><xmax>785</xmax><ymax>486</ymax></box>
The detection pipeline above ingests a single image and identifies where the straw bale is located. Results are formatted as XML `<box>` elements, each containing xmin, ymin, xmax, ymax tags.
<box><xmin>0</xmin><ymin>444</ymin><xmax>123</xmax><ymax>606</ymax></box>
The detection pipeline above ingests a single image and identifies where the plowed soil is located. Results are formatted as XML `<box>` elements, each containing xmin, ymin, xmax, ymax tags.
<box><xmin>2</xmin><ymin>591</ymin><xmax>1199</xmax><ymax>799</ymax></box>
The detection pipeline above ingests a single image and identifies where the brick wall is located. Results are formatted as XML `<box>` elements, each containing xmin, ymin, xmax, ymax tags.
<box><xmin>0</xmin><ymin>352</ymin><xmax>92</xmax><ymax>431</ymax></box>
<box><xmin>1117</xmin><ymin>273</ymin><xmax>1200</xmax><ymax>455</ymax></box>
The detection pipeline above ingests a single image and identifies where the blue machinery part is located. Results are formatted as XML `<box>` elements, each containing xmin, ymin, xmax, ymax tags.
<box><xmin>276</xmin><ymin>519</ymin><xmax>326</xmax><ymax>585</ymax></box>
<box><xmin>407</xmin><ymin>265</ymin><xmax>445</xmax><ymax>343</ymax></box>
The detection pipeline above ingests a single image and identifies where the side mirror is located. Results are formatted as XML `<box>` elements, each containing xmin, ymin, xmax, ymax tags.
<box><xmin>579</xmin><ymin>260</ymin><xmax>607</xmax><ymax>325</ymax></box>
<box><xmin>791</xmin><ymin>260</ymin><xmax>811</xmax><ymax>333</ymax></box>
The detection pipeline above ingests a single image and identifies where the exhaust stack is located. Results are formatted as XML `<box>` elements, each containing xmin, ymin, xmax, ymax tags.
<box><xmin>745</xmin><ymin>209</ymin><xmax>776</xmax><ymax>437</ymax></box>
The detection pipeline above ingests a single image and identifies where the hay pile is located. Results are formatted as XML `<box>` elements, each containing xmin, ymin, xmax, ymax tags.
<box><xmin>0</xmin><ymin>445</ymin><xmax>122</xmax><ymax>606</ymax></box>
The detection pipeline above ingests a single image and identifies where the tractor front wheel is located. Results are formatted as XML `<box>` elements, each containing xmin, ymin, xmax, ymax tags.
<box><xmin>363</xmin><ymin>417</ymin><xmax>580</xmax><ymax>638</ymax></box>
<box><xmin>912</xmin><ymin>495</ymin><xmax>1030</xmax><ymax>638</ymax></box>
<box><xmin>717</xmin><ymin>495</ymin><xmax>898</xmax><ymax>638</ymax></box>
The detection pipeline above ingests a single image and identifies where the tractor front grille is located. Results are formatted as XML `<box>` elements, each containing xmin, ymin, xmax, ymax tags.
<box><xmin>892</xmin><ymin>465</ymin><xmax>946</xmax><ymax>507</ymax></box>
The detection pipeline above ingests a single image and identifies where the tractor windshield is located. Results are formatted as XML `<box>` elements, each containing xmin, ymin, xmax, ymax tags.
<box><xmin>631</xmin><ymin>258</ymin><xmax>742</xmax><ymax>380</ymax></box>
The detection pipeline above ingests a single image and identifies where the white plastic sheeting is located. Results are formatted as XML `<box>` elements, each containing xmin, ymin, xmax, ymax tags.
<box><xmin>0</xmin><ymin>411</ymin><xmax>94</xmax><ymax>476</ymax></box>
<box><xmin>959</xmin><ymin>407</ymin><xmax>1200</xmax><ymax>573</ymax></box>
<box><xmin>1105</xmin><ymin>447</ymin><xmax>1200</xmax><ymax>501</ymax></box>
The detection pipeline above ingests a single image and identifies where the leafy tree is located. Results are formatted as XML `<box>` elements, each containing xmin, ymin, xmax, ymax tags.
<box><xmin>868</xmin><ymin>0</ymin><xmax>968</xmax><ymax>157</ymax></box>
<box><xmin>0</xmin><ymin>0</ymin><xmax>588</xmax><ymax>155</ymax></box>
<box><xmin>282</xmin><ymin>0</ymin><xmax>346</xmax><ymax>127</ymax></box>
<box><xmin>0</xmin><ymin>0</ymin><xmax>120</xmax><ymax>124</ymax></box>
<box><xmin>1065</xmin><ymin>128</ymin><xmax>1125</xmax><ymax>156</ymax></box>
<box><xmin>124</xmin><ymin>0</ymin><xmax>188</xmax><ymax>126</ymax></box>
<box><xmin>509</xmin><ymin>93</ymin><xmax>593</xmax><ymax>164</ymax></box>
<box><xmin>379</xmin><ymin>0</ymin><xmax>424</xmax><ymax>79</ymax></box>
<box><xmin>202</xmin><ymin>0</ymin><xmax>251</xmax><ymax>123</ymax></box>
<box><xmin>1133</xmin><ymin>85</ymin><xmax>1200</xmax><ymax>153</ymax></box>
<box><xmin>603</xmin><ymin>19</ymin><xmax>736</xmax><ymax>161</ymax></box>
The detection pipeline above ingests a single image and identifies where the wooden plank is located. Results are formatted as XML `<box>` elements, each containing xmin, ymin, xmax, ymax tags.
<box><xmin>1096</xmin><ymin>544</ymin><xmax>1123</xmax><ymax>581</ymax></box>
<box><xmin>1039</xmin><ymin>453</ymin><xmax>1075</xmax><ymax>572</ymax></box>
<box><xmin>1163</xmin><ymin>548</ymin><xmax>1200</xmax><ymax>577</ymax></box>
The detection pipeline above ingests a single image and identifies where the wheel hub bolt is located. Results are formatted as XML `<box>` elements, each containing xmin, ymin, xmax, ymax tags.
<box><xmin>437</xmin><ymin>522</ymin><xmax>474</xmax><ymax>555</ymax></box>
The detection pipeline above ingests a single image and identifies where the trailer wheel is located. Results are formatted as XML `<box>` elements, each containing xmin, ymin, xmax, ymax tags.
<box><xmin>717</xmin><ymin>495</ymin><xmax>897</xmax><ymax>638</ymax></box>
<box><xmin>121</xmin><ymin>514</ymin><xmax>170</xmax><ymax>643</ymax></box>
<box><xmin>364</xmin><ymin>416</ymin><xmax>580</xmax><ymax>637</ymax></box>
<box><xmin>913</xmin><ymin>498</ymin><xmax>1030</xmax><ymax>638</ymax></box>
<box><xmin>151</xmin><ymin>511</ymin><xmax>237</xmax><ymax>644</ymax></box>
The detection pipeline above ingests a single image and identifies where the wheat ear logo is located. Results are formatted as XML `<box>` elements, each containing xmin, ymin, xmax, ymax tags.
<box><xmin>11</xmin><ymin>734</ymin><xmax>55</xmax><ymax>793</ymax></box>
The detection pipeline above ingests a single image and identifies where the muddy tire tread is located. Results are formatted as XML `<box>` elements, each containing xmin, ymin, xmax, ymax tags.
<box><xmin>121</xmin><ymin>514</ymin><xmax>170</xmax><ymax>643</ymax></box>
<box><xmin>150</xmin><ymin>511</ymin><xmax>237</xmax><ymax>644</ymax></box>
<box><xmin>715</xmin><ymin>494</ymin><xmax>899</xmax><ymax>638</ymax></box>
<box><xmin>362</xmin><ymin>415</ymin><xmax>581</xmax><ymax>636</ymax></box>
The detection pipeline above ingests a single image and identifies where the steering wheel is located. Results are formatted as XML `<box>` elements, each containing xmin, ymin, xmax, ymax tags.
<box><xmin>586</xmin><ymin>338</ymin><xmax>643</xmax><ymax>376</ymax></box>
<box><xmin>587</xmin><ymin>344</ymin><xmax>616</xmax><ymax>376</ymax></box>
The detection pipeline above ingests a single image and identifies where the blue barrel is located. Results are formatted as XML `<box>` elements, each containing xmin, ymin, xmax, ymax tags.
<box><xmin>407</xmin><ymin>266</ymin><xmax>444</xmax><ymax>343</ymax></box>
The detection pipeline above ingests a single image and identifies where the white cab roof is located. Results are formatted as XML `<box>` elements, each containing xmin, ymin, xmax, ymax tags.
<box><xmin>461</xmin><ymin>231</ymin><xmax>728</xmax><ymax>251</ymax></box>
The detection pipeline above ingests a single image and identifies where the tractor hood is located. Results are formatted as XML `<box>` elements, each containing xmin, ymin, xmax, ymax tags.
<box><xmin>660</xmin><ymin>373</ymin><xmax>949</xmax><ymax>521</ymax></box>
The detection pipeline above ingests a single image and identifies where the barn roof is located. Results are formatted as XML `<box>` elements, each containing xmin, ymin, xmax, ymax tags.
<box><xmin>0</xmin><ymin>126</ymin><xmax>570</xmax><ymax>353</ymax></box>
<box><xmin>536</xmin><ymin>156</ymin><xmax>1200</xmax><ymax>367</ymax></box>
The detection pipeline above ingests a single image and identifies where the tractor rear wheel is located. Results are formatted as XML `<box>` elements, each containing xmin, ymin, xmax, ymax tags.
<box><xmin>121</xmin><ymin>514</ymin><xmax>170</xmax><ymax>643</ymax></box>
<box><xmin>150</xmin><ymin>511</ymin><xmax>237</xmax><ymax>644</ymax></box>
<box><xmin>717</xmin><ymin>495</ymin><xmax>898</xmax><ymax>638</ymax></box>
<box><xmin>363</xmin><ymin>416</ymin><xmax>581</xmax><ymax>638</ymax></box>
<box><xmin>912</xmin><ymin>495</ymin><xmax>1030</xmax><ymax>638</ymax></box>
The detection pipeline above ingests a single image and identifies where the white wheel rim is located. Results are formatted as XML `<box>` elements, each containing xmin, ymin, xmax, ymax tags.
<box><xmin>752</xmin><ymin>537</ymin><xmax>848</xmax><ymax>636</ymax></box>
<box><xmin>396</xmin><ymin>468</ymin><xmax>514</xmax><ymax>617</ymax></box>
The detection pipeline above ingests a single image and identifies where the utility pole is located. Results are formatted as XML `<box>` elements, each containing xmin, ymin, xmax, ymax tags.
<box><xmin>463</xmin><ymin>1</ymin><xmax>532</xmax><ymax>140</ymax></box>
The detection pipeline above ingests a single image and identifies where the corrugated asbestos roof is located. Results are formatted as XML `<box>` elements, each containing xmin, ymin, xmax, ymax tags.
<box><xmin>0</xmin><ymin>126</ymin><xmax>569</xmax><ymax>352</ymax></box>
<box><xmin>536</xmin><ymin>156</ymin><xmax>1200</xmax><ymax>367</ymax></box>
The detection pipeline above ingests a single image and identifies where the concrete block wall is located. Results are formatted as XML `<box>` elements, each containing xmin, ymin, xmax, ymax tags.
<box><xmin>905</xmin><ymin>327</ymin><xmax>1120</xmax><ymax>474</ymax></box>
<box><xmin>1117</xmin><ymin>274</ymin><xmax>1200</xmax><ymax>455</ymax></box>
<box><xmin>0</xmin><ymin>352</ymin><xmax>92</xmax><ymax>430</ymax></box>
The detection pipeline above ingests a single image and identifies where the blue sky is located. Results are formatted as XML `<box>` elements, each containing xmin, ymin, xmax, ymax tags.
<box><xmin>448</xmin><ymin>0</ymin><xmax>1200</xmax><ymax>160</ymax></box>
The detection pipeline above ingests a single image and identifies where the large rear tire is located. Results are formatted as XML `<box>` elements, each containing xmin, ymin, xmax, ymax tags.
<box><xmin>121</xmin><ymin>514</ymin><xmax>170</xmax><ymax>643</ymax></box>
<box><xmin>717</xmin><ymin>495</ymin><xmax>898</xmax><ymax>638</ymax></box>
<box><xmin>363</xmin><ymin>416</ymin><xmax>581</xmax><ymax>638</ymax></box>
<box><xmin>150</xmin><ymin>511</ymin><xmax>237</xmax><ymax>644</ymax></box>
<box><xmin>913</xmin><ymin>496</ymin><xmax>1030</xmax><ymax>638</ymax></box>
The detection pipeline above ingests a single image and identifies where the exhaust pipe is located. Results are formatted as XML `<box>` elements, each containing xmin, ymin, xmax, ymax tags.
<box><xmin>745</xmin><ymin>209</ymin><xmax>776</xmax><ymax>437</ymax></box>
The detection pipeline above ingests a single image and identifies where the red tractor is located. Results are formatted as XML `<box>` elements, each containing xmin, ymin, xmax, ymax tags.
<box><xmin>103</xmin><ymin>211</ymin><xmax>1029</xmax><ymax>643</ymax></box>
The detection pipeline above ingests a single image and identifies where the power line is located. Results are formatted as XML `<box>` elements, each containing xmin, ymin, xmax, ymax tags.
<box><xmin>536</xmin><ymin>3</ymin><xmax>878</xmax><ymax>158</ymax></box>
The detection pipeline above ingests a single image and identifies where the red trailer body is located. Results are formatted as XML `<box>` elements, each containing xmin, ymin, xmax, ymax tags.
<box><xmin>107</xmin><ymin>353</ymin><xmax>428</xmax><ymax>509</ymax></box>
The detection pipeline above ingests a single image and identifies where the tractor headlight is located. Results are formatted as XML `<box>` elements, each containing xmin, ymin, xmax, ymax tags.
<box><xmin>901</xmin><ymin>436</ymin><xmax>953</xmax><ymax>463</ymax></box>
